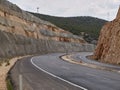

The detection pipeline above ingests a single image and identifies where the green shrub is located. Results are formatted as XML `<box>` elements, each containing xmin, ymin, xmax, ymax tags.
<box><xmin>6</xmin><ymin>79</ymin><xmax>13</xmax><ymax>90</ymax></box>
<box><xmin>5</xmin><ymin>60</ymin><xmax>10</xmax><ymax>66</ymax></box>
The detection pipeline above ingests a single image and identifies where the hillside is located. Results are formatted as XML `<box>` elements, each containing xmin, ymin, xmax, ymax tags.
<box><xmin>0</xmin><ymin>0</ymin><xmax>94</xmax><ymax>59</ymax></box>
<box><xmin>30</xmin><ymin>12</ymin><xmax>107</xmax><ymax>43</ymax></box>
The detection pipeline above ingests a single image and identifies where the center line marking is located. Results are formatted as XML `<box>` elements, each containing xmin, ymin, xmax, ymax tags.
<box><xmin>31</xmin><ymin>56</ymin><xmax>88</xmax><ymax>90</ymax></box>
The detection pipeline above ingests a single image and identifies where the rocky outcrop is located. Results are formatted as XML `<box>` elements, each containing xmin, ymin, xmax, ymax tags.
<box><xmin>0</xmin><ymin>0</ymin><xmax>85</xmax><ymax>44</ymax></box>
<box><xmin>93</xmin><ymin>7</ymin><xmax>120</xmax><ymax>65</ymax></box>
<box><xmin>0</xmin><ymin>0</ymin><xmax>94</xmax><ymax>59</ymax></box>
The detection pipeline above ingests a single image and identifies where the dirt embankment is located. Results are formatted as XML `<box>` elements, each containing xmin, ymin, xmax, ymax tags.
<box><xmin>0</xmin><ymin>56</ymin><xmax>30</xmax><ymax>90</ymax></box>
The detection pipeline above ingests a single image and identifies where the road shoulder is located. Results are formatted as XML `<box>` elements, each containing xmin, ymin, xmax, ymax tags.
<box><xmin>60</xmin><ymin>53</ymin><xmax>120</xmax><ymax>73</ymax></box>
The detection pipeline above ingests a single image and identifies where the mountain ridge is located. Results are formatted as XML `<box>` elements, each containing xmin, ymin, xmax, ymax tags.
<box><xmin>30</xmin><ymin>12</ymin><xmax>107</xmax><ymax>43</ymax></box>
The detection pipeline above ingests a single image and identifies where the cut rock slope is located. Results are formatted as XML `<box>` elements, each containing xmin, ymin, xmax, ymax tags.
<box><xmin>93</xmin><ymin>7</ymin><xmax>120</xmax><ymax>65</ymax></box>
<box><xmin>0</xmin><ymin>0</ymin><xmax>94</xmax><ymax>59</ymax></box>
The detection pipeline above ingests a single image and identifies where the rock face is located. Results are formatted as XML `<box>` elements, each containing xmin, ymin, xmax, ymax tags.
<box><xmin>0</xmin><ymin>0</ymin><xmax>85</xmax><ymax>44</ymax></box>
<box><xmin>0</xmin><ymin>0</ymin><xmax>94</xmax><ymax>59</ymax></box>
<box><xmin>93</xmin><ymin>7</ymin><xmax>120</xmax><ymax>65</ymax></box>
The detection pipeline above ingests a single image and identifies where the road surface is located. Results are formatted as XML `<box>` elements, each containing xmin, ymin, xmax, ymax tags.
<box><xmin>10</xmin><ymin>53</ymin><xmax>120</xmax><ymax>90</ymax></box>
<box><xmin>71</xmin><ymin>52</ymin><xmax>120</xmax><ymax>71</ymax></box>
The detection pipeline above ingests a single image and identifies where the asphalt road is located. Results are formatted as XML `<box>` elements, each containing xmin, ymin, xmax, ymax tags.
<box><xmin>10</xmin><ymin>53</ymin><xmax>120</xmax><ymax>90</ymax></box>
<box><xmin>72</xmin><ymin>52</ymin><xmax>120</xmax><ymax>71</ymax></box>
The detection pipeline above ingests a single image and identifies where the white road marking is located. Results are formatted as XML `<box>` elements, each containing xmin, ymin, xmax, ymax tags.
<box><xmin>31</xmin><ymin>57</ymin><xmax>88</xmax><ymax>90</ymax></box>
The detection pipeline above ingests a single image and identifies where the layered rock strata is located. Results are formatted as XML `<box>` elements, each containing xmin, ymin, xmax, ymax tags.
<box><xmin>0</xmin><ymin>0</ymin><xmax>94</xmax><ymax>58</ymax></box>
<box><xmin>0</xmin><ymin>0</ymin><xmax>85</xmax><ymax>43</ymax></box>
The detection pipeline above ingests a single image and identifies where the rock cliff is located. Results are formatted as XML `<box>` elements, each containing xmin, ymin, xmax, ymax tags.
<box><xmin>0</xmin><ymin>0</ymin><xmax>85</xmax><ymax>43</ymax></box>
<box><xmin>0</xmin><ymin>0</ymin><xmax>94</xmax><ymax>59</ymax></box>
<box><xmin>93</xmin><ymin>7</ymin><xmax>120</xmax><ymax>65</ymax></box>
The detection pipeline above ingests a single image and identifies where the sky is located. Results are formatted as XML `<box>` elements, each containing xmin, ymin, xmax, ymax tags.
<box><xmin>8</xmin><ymin>0</ymin><xmax>120</xmax><ymax>21</ymax></box>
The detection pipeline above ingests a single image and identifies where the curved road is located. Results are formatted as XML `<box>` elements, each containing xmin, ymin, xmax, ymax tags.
<box><xmin>10</xmin><ymin>53</ymin><xmax>120</xmax><ymax>90</ymax></box>
<box><xmin>72</xmin><ymin>52</ymin><xmax>120</xmax><ymax>71</ymax></box>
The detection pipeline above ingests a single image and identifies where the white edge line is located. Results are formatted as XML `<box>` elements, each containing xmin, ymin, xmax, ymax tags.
<box><xmin>31</xmin><ymin>57</ymin><xmax>88</xmax><ymax>90</ymax></box>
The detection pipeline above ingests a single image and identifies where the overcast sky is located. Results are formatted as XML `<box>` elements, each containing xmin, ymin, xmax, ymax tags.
<box><xmin>8</xmin><ymin>0</ymin><xmax>120</xmax><ymax>21</ymax></box>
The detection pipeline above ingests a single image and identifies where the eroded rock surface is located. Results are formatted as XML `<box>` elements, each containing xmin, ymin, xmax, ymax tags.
<box><xmin>93</xmin><ymin>7</ymin><xmax>120</xmax><ymax>65</ymax></box>
<box><xmin>0</xmin><ymin>0</ymin><xmax>85</xmax><ymax>43</ymax></box>
<box><xmin>0</xmin><ymin>0</ymin><xmax>94</xmax><ymax>58</ymax></box>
